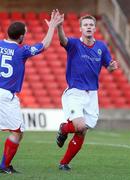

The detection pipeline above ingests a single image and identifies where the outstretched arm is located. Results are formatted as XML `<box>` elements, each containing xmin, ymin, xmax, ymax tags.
<box><xmin>57</xmin><ymin>24</ymin><xmax>68</xmax><ymax>47</ymax></box>
<box><xmin>42</xmin><ymin>10</ymin><xmax>63</xmax><ymax>49</ymax></box>
<box><xmin>56</xmin><ymin>10</ymin><xmax>68</xmax><ymax>46</ymax></box>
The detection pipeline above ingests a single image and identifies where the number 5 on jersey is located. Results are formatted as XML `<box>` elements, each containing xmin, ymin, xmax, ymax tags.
<box><xmin>0</xmin><ymin>55</ymin><xmax>13</xmax><ymax>78</ymax></box>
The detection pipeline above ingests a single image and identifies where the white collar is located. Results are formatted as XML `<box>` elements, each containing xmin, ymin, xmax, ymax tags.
<box><xmin>4</xmin><ymin>39</ymin><xmax>18</xmax><ymax>44</ymax></box>
<box><xmin>80</xmin><ymin>37</ymin><xmax>83</xmax><ymax>42</ymax></box>
<box><xmin>80</xmin><ymin>37</ymin><xmax>96</xmax><ymax>42</ymax></box>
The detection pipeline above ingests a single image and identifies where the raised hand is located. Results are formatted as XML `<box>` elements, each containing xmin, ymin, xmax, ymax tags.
<box><xmin>45</xmin><ymin>9</ymin><xmax>64</xmax><ymax>28</ymax></box>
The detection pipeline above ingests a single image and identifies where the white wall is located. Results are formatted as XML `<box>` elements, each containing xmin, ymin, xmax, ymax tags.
<box><xmin>22</xmin><ymin>108</ymin><xmax>65</xmax><ymax>131</ymax></box>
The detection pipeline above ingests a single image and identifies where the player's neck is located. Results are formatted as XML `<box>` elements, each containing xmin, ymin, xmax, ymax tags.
<box><xmin>81</xmin><ymin>36</ymin><xmax>95</xmax><ymax>46</ymax></box>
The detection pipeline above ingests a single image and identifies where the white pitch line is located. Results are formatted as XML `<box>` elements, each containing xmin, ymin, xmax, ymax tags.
<box><xmin>94</xmin><ymin>131</ymin><xmax>121</xmax><ymax>137</ymax></box>
<box><xmin>85</xmin><ymin>142</ymin><xmax>130</xmax><ymax>149</ymax></box>
<box><xmin>35</xmin><ymin>140</ymin><xmax>130</xmax><ymax>149</ymax></box>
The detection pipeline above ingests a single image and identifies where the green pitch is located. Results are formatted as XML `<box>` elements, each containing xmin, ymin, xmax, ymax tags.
<box><xmin>0</xmin><ymin>130</ymin><xmax>130</xmax><ymax>180</ymax></box>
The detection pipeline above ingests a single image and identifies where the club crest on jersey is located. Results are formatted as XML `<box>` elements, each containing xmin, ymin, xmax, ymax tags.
<box><xmin>97</xmin><ymin>49</ymin><xmax>102</xmax><ymax>55</ymax></box>
<box><xmin>30</xmin><ymin>46</ymin><xmax>38</xmax><ymax>55</ymax></box>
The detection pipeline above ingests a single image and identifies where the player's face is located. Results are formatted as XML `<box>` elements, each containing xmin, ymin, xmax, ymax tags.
<box><xmin>80</xmin><ymin>19</ymin><xmax>96</xmax><ymax>39</ymax></box>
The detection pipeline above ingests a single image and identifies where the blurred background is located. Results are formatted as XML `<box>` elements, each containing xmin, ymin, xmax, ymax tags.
<box><xmin>0</xmin><ymin>0</ymin><xmax>130</xmax><ymax>130</ymax></box>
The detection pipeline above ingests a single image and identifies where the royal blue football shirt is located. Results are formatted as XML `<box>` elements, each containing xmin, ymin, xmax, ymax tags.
<box><xmin>63</xmin><ymin>38</ymin><xmax>112</xmax><ymax>90</ymax></box>
<box><xmin>0</xmin><ymin>40</ymin><xmax>44</xmax><ymax>93</ymax></box>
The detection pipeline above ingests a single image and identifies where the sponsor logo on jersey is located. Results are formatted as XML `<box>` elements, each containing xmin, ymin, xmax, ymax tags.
<box><xmin>81</xmin><ymin>55</ymin><xmax>100</xmax><ymax>62</ymax></box>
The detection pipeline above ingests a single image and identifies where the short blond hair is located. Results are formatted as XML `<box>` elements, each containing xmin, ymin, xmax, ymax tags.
<box><xmin>79</xmin><ymin>15</ymin><xmax>96</xmax><ymax>26</ymax></box>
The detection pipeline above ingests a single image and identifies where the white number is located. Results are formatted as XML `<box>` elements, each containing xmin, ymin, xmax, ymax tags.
<box><xmin>0</xmin><ymin>55</ymin><xmax>13</xmax><ymax>78</ymax></box>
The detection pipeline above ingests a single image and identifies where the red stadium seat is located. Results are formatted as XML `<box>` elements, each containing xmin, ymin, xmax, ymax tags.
<box><xmin>41</xmin><ymin>73</ymin><xmax>55</xmax><ymax>82</ymax></box>
<box><xmin>94</xmin><ymin>32</ymin><xmax>104</xmax><ymax>40</ymax></box>
<box><xmin>30</xmin><ymin>26</ymin><xmax>43</xmax><ymax>34</ymax></box>
<box><xmin>64</xmin><ymin>26</ymin><xmax>72</xmax><ymax>34</ymax></box>
<box><xmin>1</xmin><ymin>19</ymin><xmax>11</xmax><ymax>29</ymax></box>
<box><xmin>112</xmin><ymin>69</ymin><xmax>124</xmax><ymax>77</ymax></box>
<box><xmin>103</xmin><ymin>82</ymin><xmax>118</xmax><ymax>91</ymax></box>
<box><xmin>53</xmin><ymin>96</ymin><xmax>62</xmax><ymax>108</ymax></box>
<box><xmin>66</xmin><ymin>12</ymin><xmax>78</xmax><ymax>20</ymax></box>
<box><xmin>33</xmin><ymin>61</ymin><xmax>48</xmax><ymax>70</ymax></box>
<box><xmin>99</xmin><ymin>97</ymin><xmax>114</xmax><ymax>108</ymax></box>
<box><xmin>20</xmin><ymin>88</ymin><xmax>33</xmax><ymax>97</ymax></box>
<box><xmin>24</xmin><ymin>39</ymin><xmax>36</xmax><ymax>45</ymax></box>
<box><xmin>11</xmin><ymin>12</ymin><xmax>23</xmax><ymax>20</ymax></box>
<box><xmin>45</xmin><ymin>81</ymin><xmax>59</xmax><ymax>89</ymax></box>
<box><xmin>27</xmin><ymin>74</ymin><xmax>41</xmax><ymax>82</ymax></box>
<box><xmin>113</xmin><ymin>97</ymin><xmax>127</xmax><ymax>108</ymax></box>
<box><xmin>100</xmin><ymin>68</ymin><xmax>109</xmax><ymax>75</ymax></box>
<box><xmin>37</xmin><ymin>96</ymin><xmax>54</xmax><ymax>108</ymax></box>
<box><xmin>98</xmin><ymin>89</ymin><xmax>108</xmax><ymax>98</ymax></box>
<box><xmin>27</xmin><ymin>20</ymin><xmax>40</xmax><ymax>27</ymax></box>
<box><xmin>48</xmin><ymin>60</ymin><xmax>62</xmax><ymax>68</ymax></box>
<box><xmin>24</xmin><ymin>32</ymin><xmax>33</xmax><ymax>41</ymax></box>
<box><xmin>68</xmin><ymin>19</ymin><xmax>79</xmax><ymax>28</ymax></box>
<box><xmin>22</xmin><ymin>95</ymin><xmax>37</xmax><ymax>107</ymax></box>
<box><xmin>33</xmin><ymin>89</ymin><xmax>48</xmax><ymax>98</ymax></box>
<box><xmin>24</xmin><ymin>12</ymin><xmax>37</xmax><ymax>20</ymax></box>
<box><xmin>108</xmin><ymin>89</ymin><xmax>122</xmax><ymax>98</ymax></box>
<box><xmin>52</xmin><ymin>67</ymin><xmax>65</xmax><ymax>76</ymax></box>
<box><xmin>39</xmin><ymin>12</ymin><xmax>50</xmax><ymax>20</ymax></box>
<box><xmin>124</xmin><ymin>91</ymin><xmax>130</xmax><ymax>101</ymax></box>
<box><xmin>100</xmin><ymin>74</ymin><xmax>114</xmax><ymax>83</ymax></box>
<box><xmin>116</xmin><ymin>75</ymin><xmax>128</xmax><ymax>84</ymax></box>
<box><xmin>48</xmin><ymin>88</ymin><xmax>61</xmax><ymax>97</ymax></box>
<box><xmin>37</xmin><ymin>67</ymin><xmax>51</xmax><ymax>76</ymax></box>
<box><xmin>33</xmin><ymin>34</ymin><xmax>44</xmax><ymax>42</ymax></box>
<box><xmin>0</xmin><ymin>12</ymin><xmax>9</xmax><ymax>20</ymax></box>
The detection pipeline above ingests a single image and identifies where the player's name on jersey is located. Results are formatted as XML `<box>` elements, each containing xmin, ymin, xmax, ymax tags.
<box><xmin>0</xmin><ymin>47</ymin><xmax>14</xmax><ymax>56</ymax></box>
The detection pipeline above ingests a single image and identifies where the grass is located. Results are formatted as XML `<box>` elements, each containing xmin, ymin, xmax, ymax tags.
<box><xmin>0</xmin><ymin>130</ymin><xmax>130</xmax><ymax>180</ymax></box>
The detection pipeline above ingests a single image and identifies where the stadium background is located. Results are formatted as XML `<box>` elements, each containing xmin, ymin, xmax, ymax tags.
<box><xmin>0</xmin><ymin>0</ymin><xmax>130</xmax><ymax>130</ymax></box>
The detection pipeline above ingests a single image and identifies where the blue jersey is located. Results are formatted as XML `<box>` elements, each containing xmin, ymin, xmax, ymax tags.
<box><xmin>63</xmin><ymin>38</ymin><xmax>112</xmax><ymax>90</ymax></box>
<box><xmin>0</xmin><ymin>40</ymin><xmax>44</xmax><ymax>93</ymax></box>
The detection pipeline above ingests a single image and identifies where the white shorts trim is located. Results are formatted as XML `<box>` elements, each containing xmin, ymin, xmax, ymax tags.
<box><xmin>0</xmin><ymin>88</ymin><xmax>25</xmax><ymax>132</ymax></box>
<box><xmin>62</xmin><ymin>88</ymin><xmax>99</xmax><ymax>128</ymax></box>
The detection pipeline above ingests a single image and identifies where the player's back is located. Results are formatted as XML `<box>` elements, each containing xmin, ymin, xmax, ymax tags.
<box><xmin>0</xmin><ymin>40</ymin><xmax>25</xmax><ymax>93</ymax></box>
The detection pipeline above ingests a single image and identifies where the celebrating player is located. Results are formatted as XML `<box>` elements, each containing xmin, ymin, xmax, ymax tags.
<box><xmin>0</xmin><ymin>11</ymin><xmax>62</xmax><ymax>174</ymax></box>
<box><xmin>55</xmin><ymin>10</ymin><xmax>118</xmax><ymax>170</ymax></box>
